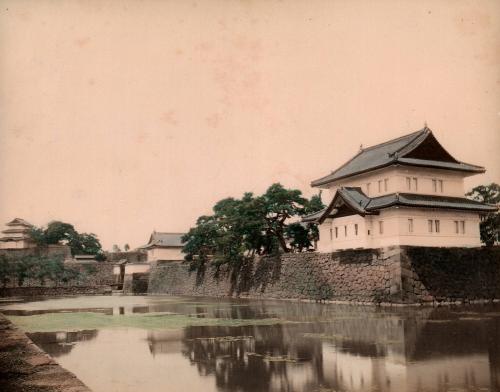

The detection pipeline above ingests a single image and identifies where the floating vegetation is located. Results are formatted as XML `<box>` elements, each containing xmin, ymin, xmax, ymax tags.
<box><xmin>302</xmin><ymin>332</ymin><xmax>344</xmax><ymax>340</ymax></box>
<box><xmin>426</xmin><ymin>319</ymin><xmax>453</xmax><ymax>324</ymax></box>
<box><xmin>458</xmin><ymin>317</ymin><xmax>487</xmax><ymax>321</ymax></box>
<box><xmin>247</xmin><ymin>352</ymin><xmax>297</xmax><ymax>363</ymax></box>
<box><xmin>188</xmin><ymin>335</ymin><xmax>254</xmax><ymax>342</ymax></box>
<box><xmin>6</xmin><ymin>312</ymin><xmax>290</xmax><ymax>333</ymax></box>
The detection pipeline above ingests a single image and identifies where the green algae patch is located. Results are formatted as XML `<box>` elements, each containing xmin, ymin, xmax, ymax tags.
<box><xmin>6</xmin><ymin>312</ymin><xmax>289</xmax><ymax>333</ymax></box>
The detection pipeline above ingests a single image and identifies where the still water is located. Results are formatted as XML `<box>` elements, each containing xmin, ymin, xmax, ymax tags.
<box><xmin>1</xmin><ymin>296</ymin><xmax>499</xmax><ymax>392</ymax></box>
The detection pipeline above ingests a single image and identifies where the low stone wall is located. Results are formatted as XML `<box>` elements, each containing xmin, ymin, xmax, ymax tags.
<box><xmin>0</xmin><ymin>262</ymin><xmax>114</xmax><ymax>297</ymax></box>
<box><xmin>0</xmin><ymin>286</ymin><xmax>111</xmax><ymax>297</ymax></box>
<box><xmin>0</xmin><ymin>244</ymin><xmax>72</xmax><ymax>261</ymax></box>
<box><xmin>148</xmin><ymin>246</ymin><xmax>500</xmax><ymax>304</ymax></box>
<box><xmin>0</xmin><ymin>314</ymin><xmax>91</xmax><ymax>392</ymax></box>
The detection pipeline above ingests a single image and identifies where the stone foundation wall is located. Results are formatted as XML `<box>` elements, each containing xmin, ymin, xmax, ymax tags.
<box><xmin>400</xmin><ymin>246</ymin><xmax>500</xmax><ymax>303</ymax></box>
<box><xmin>123</xmin><ymin>272</ymin><xmax>149</xmax><ymax>294</ymax></box>
<box><xmin>148</xmin><ymin>246</ymin><xmax>500</xmax><ymax>304</ymax></box>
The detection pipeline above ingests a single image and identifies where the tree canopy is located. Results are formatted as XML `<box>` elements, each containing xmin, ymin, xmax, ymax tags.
<box><xmin>29</xmin><ymin>221</ymin><xmax>106</xmax><ymax>260</ymax></box>
<box><xmin>182</xmin><ymin>183</ymin><xmax>324</xmax><ymax>273</ymax></box>
<box><xmin>466</xmin><ymin>183</ymin><xmax>499</xmax><ymax>247</ymax></box>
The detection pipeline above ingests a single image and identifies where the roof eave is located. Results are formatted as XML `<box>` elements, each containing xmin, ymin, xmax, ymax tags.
<box><xmin>311</xmin><ymin>161</ymin><xmax>397</xmax><ymax>187</ymax></box>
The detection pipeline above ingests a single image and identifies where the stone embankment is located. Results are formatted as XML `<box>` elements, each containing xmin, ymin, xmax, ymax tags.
<box><xmin>0</xmin><ymin>314</ymin><xmax>92</xmax><ymax>392</ymax></box>
<box><xmin>148</xmin><ymin>246</ymin><xmax>500</xmax><ymax>305</ymax></box>
<box><xmin>0</xmin><ymin>262</ymin><xmax>115</xmax><ymax>297</ymax></box>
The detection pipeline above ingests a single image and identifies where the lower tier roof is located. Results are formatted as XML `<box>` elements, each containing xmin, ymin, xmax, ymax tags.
<box><xmin>302</xmin><ymin>187</ymin><xmax>498</xmax><ymax>223</ymax></box>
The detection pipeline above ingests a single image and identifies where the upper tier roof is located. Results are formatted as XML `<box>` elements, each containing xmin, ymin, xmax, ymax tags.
<box><xmin>302</xmin><ymin>187</ymin><xmax>498</xmax><ymax>223</ymax></box>
<box><xmin>311</xmin><ymin>127</ymin><xmax>485</xmax><ymax>187</ymax></box>
<box><xmin>5</xmin><ymin>218</ymin><xmax>33</xmax><ymax>227</ymax></box>
<box><xmin>140</xmin><ymin>232</ymin><xmax>185</xmax><ymax>249</ymax></box>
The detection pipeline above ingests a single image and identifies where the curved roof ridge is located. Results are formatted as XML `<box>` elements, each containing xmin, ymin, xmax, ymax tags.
<box><xmin>361</xmin><ymin>128</ymin><xmax>426</xmax><ymax>153</ymax></box>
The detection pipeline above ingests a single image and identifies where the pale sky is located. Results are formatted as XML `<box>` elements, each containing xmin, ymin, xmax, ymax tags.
<box><xmin>1</xmin><ymin>0</ymin><xmax>499</xmax><ymax>250</ymax></box>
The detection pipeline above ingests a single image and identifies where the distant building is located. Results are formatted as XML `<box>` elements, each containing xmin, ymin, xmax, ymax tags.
<box><xmin>0</xmin><ymin>218</ymin><xmax>36</xmax><ymax>249</ymax></box>
<box><xmin>303</xmin><ymin>127</ymin><xmax>497</xmax><ymax>251</ymax></box>
<box><xmin>140</xmin><ymin>232</ymin><xmax>185</xmax><ymax>262</ymax></box>
<box><xmin>73</xmin><ymin>254</ymin><xmax>97</xmax><ymax>263</ymax></box>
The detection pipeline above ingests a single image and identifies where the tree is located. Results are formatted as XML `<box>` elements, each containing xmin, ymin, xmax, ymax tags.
<box><xmin>0</xmin><ymin>255</ymin><xmax>14</xmax><ymax>287</ymax></box>
<box><xmin>182</xmin><ymin>215</ymin><xmax>220</xmax><ymax>272</ymax></box>
<box><xmin>260</xmin><ymin>183</ymin><xmax>308</xmax><ymax>253</ymax></box>
<box><xmin>112</xmin><ymin>244</ymin><xmax>121</xmax><ymax>252</ymax></box>
<box><xmin>45</xmin><ymin>221</ymin><xmax>77</xmax><ymax>244</ymax></box>
<box><xmin>182</xmin><ymin>184</ymin><xmax>324</xmax><ymax>275</ymax></box>
<box><xmin>124</xmin><ymin>244</ymin><xmax>130</xmax><ymax>251</ymax></box>
<box><xmin>466</xmin><ymin>183</ymin><xmax>500</xmax><ymax>247</ymax></box>
<box><xmin>29</xmin><ymin>221</ymin><xmax>105</xmax><ymax>259</ymax></box>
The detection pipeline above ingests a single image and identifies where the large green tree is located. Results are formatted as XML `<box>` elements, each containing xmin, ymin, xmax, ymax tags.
<box><xmin>466</xmin><ymin>183</ymin><xmax>499</xmax><ymax>247</ymax></box>
<box><xmin>29</xmin><ymin>221</ymin><xmax>105</xmax><ymax>260</ymax></box>
<box><xmin>182</xmin><ymin>184</ymin><xmax>325</xmax><ymax>274</ymax></box>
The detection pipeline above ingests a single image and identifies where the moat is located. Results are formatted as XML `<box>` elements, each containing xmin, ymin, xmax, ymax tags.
<box><xmin>1</xmin><ymin>295</ymin><xmax>499</xmax><ymax>392</ymax></box>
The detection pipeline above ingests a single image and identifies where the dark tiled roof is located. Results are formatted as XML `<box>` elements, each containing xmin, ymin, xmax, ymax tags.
<box><xmin>141</xmin><ymin>232</ymin><xmax>185</xmax><ymax>249</ymax></box>
<box><xmin>367</xmin><ymin>193</ymin><xmax>498</xmax><ymax>212</ymax></box>
<box><xmin>6</xmin><ymin>218</ymin><xmax>33</xmax><ymax>227</ymax></box>
<box><xmin>311</xmin><ymin>128</ymin><xmax>485</xmax><ymax>187</ymax></box>
<box><xmin>302</xmin><ymin>187</ymin><xmax>498</xmax><ymax>223</ymax></box>
<box><xmin>301</xmin><ymin>208</ymin><xmax>327</xmax><ymax>223</ymax></box>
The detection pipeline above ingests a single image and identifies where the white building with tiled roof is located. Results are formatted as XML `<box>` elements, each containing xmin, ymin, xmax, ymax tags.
<box><xmin>304</xmin><ymin>127</ymin><xmax>497</xmax><ymax>251</ymax></box>
<box><xmin>0</xmin><ymin>218</ymin><xmax>36</xmax><ymax>249</ymax></box>
<box><xmin>140</xmin><ymin>232</ymin><xmax>185</xmax><ymax>262</ymax></box>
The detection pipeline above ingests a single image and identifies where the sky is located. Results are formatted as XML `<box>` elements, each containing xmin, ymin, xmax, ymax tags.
<box><xmin>0</xmin><ymin>0</ymin><xmax>499</xmax><ymax>250</ymax></box>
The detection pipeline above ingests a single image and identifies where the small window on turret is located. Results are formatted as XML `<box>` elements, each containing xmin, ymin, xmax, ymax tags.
<box><xmin>408</xmin><ymin>219</ymin><xmax>414</xmax><ymax>233</ymax></box>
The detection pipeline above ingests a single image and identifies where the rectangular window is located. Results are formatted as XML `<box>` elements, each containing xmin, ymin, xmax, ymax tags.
<box><xmin>379</xmin><ymin>221</ymin><xmax>384</xmax><ymax>234</ymax></box>
<box><xmin>439</xmin><ymin>180</ymin><xmax>443</xmax><ymax>193</ymax></box>
<box><xmin>378</xmin><ymin>180</ymin><xmax>382</xmax><ymax>193</ymax></box>
<box><xmin>335</xmin><ymin>227</ymin><xmax>338</xmax><ymax>238</ymax></box>
<box><xmin>432</xmin><ymin>179</ymin><xmax>437</xmax><ymax>192</ymax></box>
<box><xmin>428</xmin><ymin>220</ymin><xmax>433</xmax><ymax>233</ymax></box>
<box><xmin>344</xmin><ymin>225</ymin><xmax>347</xmax><ymax>236</ymax></box>
<box><xmin>329</xmin><ymin>228</ymin><xmax>333</xmax><ymax>241</ymax></box>
<box><xmin>384</xmin><ymin>178</ymin><xmax>388</xmax><ymax>192</ymax></box>
<box><xmin>435</xmin><ymin>220</ymin><xmax>440</xmax><ymax>233</ymax></box>
<box><xmin>413</xmin><ymin>177</ymin><xmax>418</xmax><ymax>191</ymax></box>
<box><xmin>366</xmin><ymin>183</ymin><xmax>371</xmax><ymax>195</ymax></box>
<box><xmin>461</xmin><ymin>221</ymin><xmax>466</xmax><ymax>234</ymax></box>
<box><xmin>408</xmin><ymin>219</ymin><xmax>414</xmax><ymax>233</ymax></box>
<box><xmin>406</xmin><ymin>177</ymin><xmax>411</xmax><ymax>190</ymax></box>
<box><xmin>454</xmin><ymin>221</ymin><xmax>459</xmax><ymax>234</ymax></box>
<box><xmin>355</xmin><ymin>224</ymin><xmax>358</xmax><ymax>236</ymax></box>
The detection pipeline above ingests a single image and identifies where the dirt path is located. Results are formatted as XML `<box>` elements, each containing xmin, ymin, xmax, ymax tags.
<box><xmin>0</xmin><ymin>314</ymin><xmax>92</xmax><ymax>392</ymax></box>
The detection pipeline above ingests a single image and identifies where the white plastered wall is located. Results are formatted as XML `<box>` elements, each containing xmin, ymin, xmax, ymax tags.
<box><xmin>325</xmin><ymin>166</ymin><xmax>467</xmax><ymax>199</ymax></box>
<box><xmin>147</xmin><ymin>246</ymin><xmax>184</xmax><ymax>262</ymax></box>
<box><xmin>317</xmin><ymin>207</ymin><xmax>482</xmax><ymax>251</ymax></box>
<box><xmin>124</xmin><ymin>263</ymin><xmax>151</xmax><ymax>274</ymax></box>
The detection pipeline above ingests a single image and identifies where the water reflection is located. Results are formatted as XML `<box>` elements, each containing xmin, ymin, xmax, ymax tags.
<box><xmin>5</xmin><ymin>296</ymin><xmax>500</xmax><ymax>392</ymax></box>
<box><xmin>28</xmin><ymin>329</ymin><xmax>98</xmax><ymax>357</ymax></box>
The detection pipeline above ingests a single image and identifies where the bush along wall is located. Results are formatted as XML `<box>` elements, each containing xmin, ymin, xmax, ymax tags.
<box><xmin>148</xmin><ymin>246</ymin><xmax>500</xmax><ymax>305</ymax></box>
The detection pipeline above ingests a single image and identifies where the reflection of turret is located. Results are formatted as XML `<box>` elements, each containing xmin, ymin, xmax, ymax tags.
<box><xmin>28</xmin><ymin>330</ymin><xmax>98</xmax><ymax>358</ymax></box>
<box><xmin>147</xmin><ymin>330</ymin><xmax>183</xmax><ymax>356</ymax></box>
<box><xmin>175</xmin><ymin>300</ymin><xmax>500</xmax><ymax>392</ymax></box>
